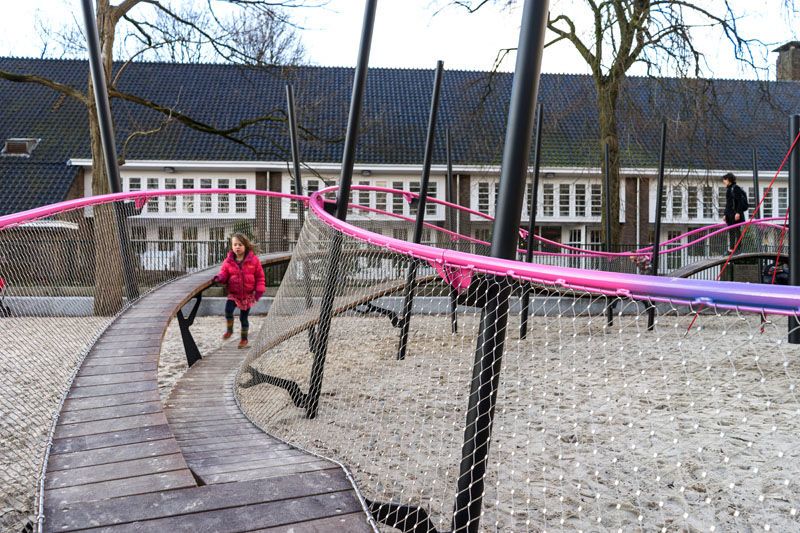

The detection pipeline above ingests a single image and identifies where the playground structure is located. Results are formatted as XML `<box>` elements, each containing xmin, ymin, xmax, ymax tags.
<box><xmin>2</xmin><ymin>0</ymin><xmax>800</xmax><ymax>530</ymax></box>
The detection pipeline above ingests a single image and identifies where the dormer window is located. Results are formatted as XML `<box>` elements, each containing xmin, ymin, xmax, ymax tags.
<box><xmin>2</xmin><ymin>138</ymin><xmax>40</xmax><ymax>157</ymax></box>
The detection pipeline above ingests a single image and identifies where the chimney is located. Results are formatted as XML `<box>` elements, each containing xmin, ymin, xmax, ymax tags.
<box><xmin>775</xmin><ymin>41</ymin><xmax>800</xmax><ymax>81</ymax></box>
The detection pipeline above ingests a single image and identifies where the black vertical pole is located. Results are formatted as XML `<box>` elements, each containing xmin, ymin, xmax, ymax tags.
<box><xmin>647</xmin><ymin>122</ymin><xmax>667</xmax><ymax>331</ymax></box>
<box><xmin>752</xmin><ymin>147</ymin><xmax>761</xmax><ymax>218</ymax></box>
<box><xmin>286</xmin><ymin>84</ymin><xmax>305</xmax><ymax>217</ymax></box>
<box><xmin>397</xmin><ymin>60</ymin><xmax>445</xmax><ymax>360</ymax></box>
<box><xmin>446</xmin><ymin>128</ymin><xmax>459</xmax><ymax>334</ymax></box>
<box><xmin>788</xmin><ymin>115</ymin><xmax>800</xmax><ymax>344</ymax></box>
<box><xmin>306</xmin><ymin>0</ymin><xmax>377</xmax><ymax>419</ymax></box>
<box><xmin>80</xmin><ymin>0</ymin><xmax>139</xmax><ymax>301</ymax></box>
<box><xmin>520</xmin><ymin>102</ymin><xmax>543</xmax><ymax>340</ymax></box>
<box><xmin>604</xmin><ymin>143</ymin><xmax>615</xmax><ymax>326</ymax></box>
<box><xmin>452</xmin><ymin>1</ymin><xmax>549</xmax><ymax>531</ymax></box>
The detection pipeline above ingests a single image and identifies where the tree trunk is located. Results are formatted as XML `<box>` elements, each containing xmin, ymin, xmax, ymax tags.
<box><xmin>88</xmin><ymin>102</ymin><xmax>125</xmax><ymax>316</ymax></box>
<box><xmin>597</xmin><ymin>80</ymin><xmax>623</xmax><ymax>247</ymax></box>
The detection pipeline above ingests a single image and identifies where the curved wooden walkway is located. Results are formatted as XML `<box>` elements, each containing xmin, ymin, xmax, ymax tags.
<box><xmin>41</xmin><ymin>254</ymin><xmax>374</xmax><ymax>532</ymax></box>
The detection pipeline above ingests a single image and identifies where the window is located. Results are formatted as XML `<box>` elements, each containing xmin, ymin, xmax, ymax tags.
<box><xmin>209</xmin><ymin>227</ymin><xmax>226</xmax><ymax>263</ymax></box>
<box><xmin>358</xmin><ymin>181</ymin><xmax>370</xmax><ymax>210</ymax></box>
<box><xmin>392</xmin><ymin>181</ymin><xmax>405</xmax><ymax>214</ymax></box>
<box><xmin>306</xmin><ymin>179</ymin><xmax>320</xmax><ymax>194</ymax></box>
<box><xmin>687</xmin><ymin>186</ymin><xmax>698</xmax><ymax>219</ymax></box>
<box><xmin>567</xmin><ymin>228</ymin><xmax>583</xmax><ymax>246</ymax></box>
<box><xmin>671</xmin><ymin>187</ymin><xmax>683</xmax><ymax>219</ymax></box>
<box><xmin>200</xmin><ymin>179</ymin><xmax>212</xmax><ymax>213</ymax></box>
<box><xmin>409</xmin><ymin>181</ymin><xmax>420</xmax><ymax>214</ymax></box>
<box><xmin>762</xmin><ymin>187</ymin><xmax>773</xmax><ymax>217</ymax></box>
<box><xmin>559</xmin><ymin>184</ymin><xmax>570</xmax><ymax>216</ymax></box>
<box><xmin>235</xmin><ymin>179</ymin><xmax>247</xmax><ymax>213</ymax></box>
<box><xmin>590</xmin><ymin>184</ymin><xmax>602</xmax><ymax>217</ymax></box>
<box><xmin>1</xmin><ymin>138</ymin><xmax>39</xmax><ymax>157</ymax></box>
<box><xmin>146</xmin><ymin>178</ymin><xmax>159</xmax><ymax>212</ymax></box>
<box><xmin>575</xmin><ymin>184</ymin><xmax>586</xmax><ymax>217</ymax></box>
<box><xmin>748</xmin><ymin>187</ymin><xmax>757</xmax><ymax>211</ymax></box>
<box><xmin>659</xmin><ymin>187</ymin><xmax>668</xmax><ymax>218</ymax></box>
<box><xmin>129</xmin><ymin>177</ymin><xmax>141</xmax><ymax>192</ymax></box>
<box><xmin>393</xmin><ymin>228</ymin><xmax>408</xmax><ymax>241</ymax></box>
<box><xmin>182</xmin><ymin>179</ymin><xmax>194</xmax><ymax>213</ymax></box>
<box><xmin>165</xmin><ymin>178</ymin><xmax>176</xmax><ymax>212</ymax></box>
<box><xmin>543</xmin><ymin>183</ymin><xmax>554</xmax><ymax>216</ymax></box>
<box><xmin>702</xmin><ymin>186</ymin><xmax>714</xmax><ymax>218</ymax></box>
<box><xmin>158</xmin><ymin>226</ymin><xmax>174</xmax><ymax>252</ymax></box>
<box><xmin>718</xmin><ymin>187</ymin><xmax>726</xmax><ymax>215</ymax></box>
<box><xmin>182</xmin><ymin>227</ymin><xmax>198</xmax><ymax>269</ymax></box>
<box><xmin>426</xmin><ymin>182</ymin><xmax>438</xmax><ymax>216</ymax></box>
<box><xmin>131</xmin><ymin>226</ymin><xmax>146</xmax><ymax>254</ymax></box>
<box><xmin>589</xmin><ymin>229</ymin><xmax>603</xmax><ymax>250</ymax></box>
<box><xmin>778</xmin><ymin>187</ymin><xmax>788</xmax><ymax>217</ymax></box>
<box><xmin>478</xmin><ymin>182</ymin><xmax>491</xmax><ymax>215</ymax></box>
<box><xmin>218</xmin><ymin>179</ymin><xmax>230</xmax><ymax>213</ymax></box>
<box><xmin>474</xmin><ymin>228</ymin><xmax>492</xmax><ymax>244</ymax></box>
<box><xmin>376</xmin><ymin>181</ymin><xmax>387</xmax><ymax>212</ymax></box>
<box><xmin>524</xmin><ymin>182</ymin><xmax>534</xmax><ymax>219</ymax></box>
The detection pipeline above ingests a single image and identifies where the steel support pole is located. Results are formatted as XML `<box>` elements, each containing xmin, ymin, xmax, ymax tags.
<box><xmin>306</xmin><ymin>0</ymin><xmax>377</xmax><ymax>418</ymax></box>
<box><xmin>647</xmin><ymin>122</ymin><xmax>667</xmax><ymax>331</ymax></box>
<box><xmin>452</xmin><ymin>1</ymin><xmax>549</xmax><ymax>531</ymax></box>
<box><xmin>397</xmin><ymin>60</ymin><xmax>445</xmax><ymax>360</ymax></box>
<box><xmin>520</xmin><ymin>102</ymin><xmax>543</xmax><ymax>340</ymax></box>
<box><xmin>788</xmin><ymin>115</ymin><xmax>800</xmax><ymax>344</ymax></box>
<box><xmin>286</xmin><ymin>84</ymin><xmax>305</xmax><ymax>217</ymax></box>
<box><xmin>752</xmin><ymin>147</ymin><xmax>764</xmax><ymax>293</ymax></box>
<box><xmin>446</xmin><ymin>128</ymin><xmax>459</xmax><ymax>334</ymax></box>
<box><xmin>80</xmin><ymin>0</ymin><xmax>138</xmax><ymax>302</ymax></box>
<box><xmin>604</xmin><ymin>142</ymin><xmax>615</xmax><ymax>327</ymax></box>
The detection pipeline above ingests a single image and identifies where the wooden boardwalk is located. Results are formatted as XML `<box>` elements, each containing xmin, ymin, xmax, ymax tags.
<box><xmin>41</xmin><ymin>254</ymin><xmax>374</xmax><ymax>532</ymax></box>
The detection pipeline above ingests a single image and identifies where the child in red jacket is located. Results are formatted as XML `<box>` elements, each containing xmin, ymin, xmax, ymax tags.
<box><xmin>213</xmin><ymin>233</ymin><xmax>265</xmax><ymax>348</ymax></box>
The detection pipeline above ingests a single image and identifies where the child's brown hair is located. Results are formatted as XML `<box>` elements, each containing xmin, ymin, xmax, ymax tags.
<box><xmin>230</xmin><ymin>233</ymin><xmax>254</xmax><ymax>254</ymax></box>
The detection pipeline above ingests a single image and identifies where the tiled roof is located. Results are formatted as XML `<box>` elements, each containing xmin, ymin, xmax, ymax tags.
<box><xmin>1</xmin><ymin>57</ymin><xmax>800</xmax><ymax>214</ymax></box>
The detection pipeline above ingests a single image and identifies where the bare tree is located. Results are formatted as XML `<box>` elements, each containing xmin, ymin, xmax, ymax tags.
<box><xmin>445</xmin><ymin>0</ymin><xmax>797</xmax><ymax>244</ymax></box>
<box><xmin>0</xmin><ymin>0</ymin><xmax>318</xmax><ymax>314</ymax></box>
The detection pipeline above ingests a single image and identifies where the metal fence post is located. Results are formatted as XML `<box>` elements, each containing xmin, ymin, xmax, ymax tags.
<box><xmin>397</xmin><ymin>60</ymin><xmax>445</xmax><ymax>360</ymax></box>
<box><xmin>306</xmin><ymin>0</ymin><xmax>377</xmax><ymax>419</ymax></box>
<box><xmin>81</xmin><ymin>0</ymin><xmax>139</xmax><ymax>302</ymax></box>
<box><xmin>604</xmin><ymin>142</ymin><xmax>615</xmax><ymax>327</ymax></box>
<box><xmin>520</xmin><ymin>102</ymin><xmax>543</xmax><ymax>340</ymax></box>
<box><xmin>452</xmin><ymin>1</ymin><xmax>550</xmax><ymax>531</ymax></box>
<box><xmin>647</xmin><ymin>121</ymin><xmax>667</xmax><ymax>331</ymax></box>
<box><xmin>446</xmin><ymin>128</ymin><xmax>459</xmax><ymax>334</ymax></box>
<box><xmin>788</xmin><ymin>115</ymin><xmax>800</xmax><ymax>344</ymax></box>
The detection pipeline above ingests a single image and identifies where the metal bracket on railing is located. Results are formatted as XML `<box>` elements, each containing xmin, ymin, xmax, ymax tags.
<box><xmin>177</xmin><ymin>293</ymin><xmax>203</xmax><ymax>367</ymax></box>
<box><xmin>355</xmin><ymin>301</ymin><xmax>402</xmax><ymax>328</ymax></box>
<box><xmin>366</xmin><ymin>499</ymin><xmax>439</xmax><ymax>533</ymax></box>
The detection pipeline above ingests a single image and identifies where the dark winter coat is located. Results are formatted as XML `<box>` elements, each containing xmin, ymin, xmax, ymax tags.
<box><xmin>214</xmin><ymin>251</ymin><xmax>265</xmax><ymax>310</ymax></box>
<box><xmin>724</xmin><ymin>184</ymin><xmax>748</xmax><ymax>224</ymax></box>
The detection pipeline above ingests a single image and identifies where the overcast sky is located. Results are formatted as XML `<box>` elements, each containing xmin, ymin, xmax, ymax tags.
<box><xmin>0</xmin><ymin>1</ymin><xmax>796</xmax><ymax>79</ymax></box>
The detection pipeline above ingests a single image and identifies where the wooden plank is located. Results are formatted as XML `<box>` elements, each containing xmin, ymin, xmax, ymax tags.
<box><xmin>44</xmin><ymin>469</ymin><xmax>197</xmax><ymax>508</ymax></box>
<box><xmin>192</xmin><ymin>450</ymin><xmax>314</xmax><ymax>474</ymax></box>
<box><xmin>78</xmin><ymin>362</ymin><xmax>157</xmax><ymax>376</ymax></box>
<box><xmin>181</xmin><ymin>443</ymin><xmax>292</xmax><ymax>462</ymax></box>
<box><xmin>49</xmin><ymin>424</ymin><xmax>174</xmax><ymax>455</ymax></box>
<box><xmin>58</xmin><ymin>401</ymin><xmax>163</xmax><ymax>425</ymax></box>
<box><xmin>253</xmin><ymin>512</ymin><xmax>373</xmax><ymax>532</ymax></box>
<box><xmin>200</xmin><ymin>460</ymin><xmax>337</xmax><ymax>484</ymax></box>
<box><xmin>68</xmin><ymin>381</ymin><xmax>156</xmax><ymax>399</ymax></box>
<box><xmin>77</xmin><ymin>490</ymin><xmax>363</xmax><ymax>532</ymax></box>
<box><xmin>62</xmin><ymin>389</ymin><xmax>161</xmax><ymax>411</ymax></box>
<box><xmin>72</xmin><ymin>371</ymin><xmax>155</xmax><ymax>387</ymax></box>
<box><xmin>82</xmin><ymin>355</ymin><xmax>159</xmax><ymax>366</ymax></box>
<box><xmin>45</xmin><ymin>453</ymin><xmax>189</xmax><ymax>489</ymax></box>
<box><xmin>45</xmin><ymin>470</ymin><xmax>356</xmax><ymax>531</ymax></box>
<box><xmin>48</xmin><ymin>439</ymin><xmax>181</xmax><ymax>471</ymax></box>
<box><xmin>178</xmin><ymin>438</ymin><xmax>285</xmax><ymax>454</ymax></box>
<box><xmin>54</xmin><ymin>413</ymin><xmax>169</xmax><ymax>439</ymax></box>
<box><xmin>174</xmin><ymin>431</ymin><xmax>267</xmax><ymax>445</ymax></box>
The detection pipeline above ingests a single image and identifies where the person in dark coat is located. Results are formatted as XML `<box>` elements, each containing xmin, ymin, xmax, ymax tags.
<box><xmin>722</xmin><ymin>172</ymin><xmax>748</xmax><ymax>253</ymax></box>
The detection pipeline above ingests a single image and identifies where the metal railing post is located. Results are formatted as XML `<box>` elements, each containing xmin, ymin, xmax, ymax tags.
<box><xmin>788</xmin><ymin>115</ymin><xmax>800</xmax><ymax>344</ymax></box>
<box><xmin>397</xmin><ymin>60</ymin><xmax>445</xmax><ymax>360</ymax></box>
<box><xmin>80</xmin><ymin>0</ymin><xmax>139</xmax><ymax>302</ymax></box>
<box><xmin>647</xmin><ymin>121</ymin><xmax>667</xmax><ymax>331</ymax></box>
<box><xmin>452</xmin><ymin>1</ymin><xmax>550</xmax><ymax>530</ymax></box>
<box><xmin>520</xmin><ymin>102</ymin><xmax>543</xmax><ymax>339</ymax></box>
<box><xmin>604</xmin><ymin>142</ymin><xmax>615</xmax><ymax>327</ymax></box>
<box><xmin>306</xmin><ymin>0</ymin><xmax>377</xmax><ymax>419</ymax></box>
<box><xmin>446</xmin><ymin>128</ymin><xmax>459</xmax><ymax>334</ymax></box>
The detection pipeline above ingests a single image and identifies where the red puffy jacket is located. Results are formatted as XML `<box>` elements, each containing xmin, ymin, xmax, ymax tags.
<box><xmin>214</xmin><ymin>251</ymin><xmax>265</xmax><ymax>310</ymax></box>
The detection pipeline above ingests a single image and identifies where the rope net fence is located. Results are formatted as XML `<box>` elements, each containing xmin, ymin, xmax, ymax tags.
<box><xmin>0</xmin><ymin>190</ymin><xmax>301</xmax><ymax>532</ymax></box>
<box><xmin>238</xmin><ymin>187</ymin><xmax>800</xmax><ymax>532</ymax></box>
